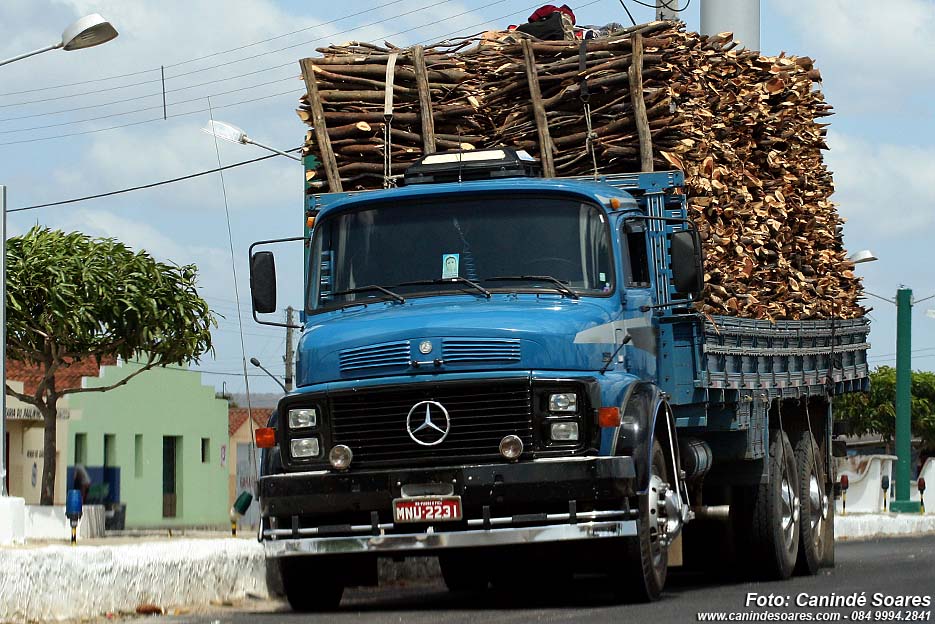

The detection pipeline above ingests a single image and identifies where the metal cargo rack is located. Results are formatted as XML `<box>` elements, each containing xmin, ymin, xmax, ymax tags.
<box><xmin>697</xmin><ymin>315</ymin><xmax>870</xmax><ymax>393</ymax></box>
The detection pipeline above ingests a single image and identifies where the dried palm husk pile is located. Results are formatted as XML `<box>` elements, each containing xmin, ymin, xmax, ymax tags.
<box><xmin>295</xmin><ymin>21</ymin><xmax>863</xmax><ymax>320</ymax></box>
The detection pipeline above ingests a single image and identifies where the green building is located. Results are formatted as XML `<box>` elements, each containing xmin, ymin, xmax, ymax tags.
<box><xmin>66</xmin><ymin>361</ymin><xmax>229</xmax><ymax>528</ymax></box>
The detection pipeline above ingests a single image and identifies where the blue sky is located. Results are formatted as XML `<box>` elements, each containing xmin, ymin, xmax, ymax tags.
<box><xmin>1</xmin><ymin>0</ymin><xmax>932</xmax><ymax>394</ymax></box>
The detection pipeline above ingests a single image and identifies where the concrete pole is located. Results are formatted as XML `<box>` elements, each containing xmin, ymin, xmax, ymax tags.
<box><xmin>700</xmin><ymin>0</ymin><xmax>761</xmax><ymax>51</ymax></box>
<box><xmin>890</xmin><ymin>288</ymin><xmax>921</xmax><ymax>512</ymax></box>
<box><xmin>284</xmin><ymin>306</ymin><xmax>295</xmax><ymax>392</ymax></box>
<box><xmin>656</xmin><ymin>0</ymin><xmax>680</xmax><ymax>22</ymax></box>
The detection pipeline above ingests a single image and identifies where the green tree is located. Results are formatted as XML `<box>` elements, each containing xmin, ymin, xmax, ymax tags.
<box><xmin>5</xmin><ymin>227</ymin><xmax>216</xmax><ymax>504</ymax></box>
<box><xmin>834</xmin><ymin>366</ymin><xmax>935</xmax><ymax>450</ymax></box>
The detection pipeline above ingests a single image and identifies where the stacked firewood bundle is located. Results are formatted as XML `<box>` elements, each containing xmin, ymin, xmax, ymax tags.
<box><xmin>295</xmin><ymin>22</ymin><xmax>864</xmax><ymax>320</ymax></box>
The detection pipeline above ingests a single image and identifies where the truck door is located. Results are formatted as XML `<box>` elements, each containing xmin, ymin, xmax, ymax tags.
<box><xmin>619</xmin><ymin>218</ymin><xmax>656</xmax><ymax>377</ymax></box>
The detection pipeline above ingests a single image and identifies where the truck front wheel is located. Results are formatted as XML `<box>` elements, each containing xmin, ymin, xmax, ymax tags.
<box><xmin>611</xmin><ymin>439</ymin><xmax>670</xmax><ymax>602</ymax></box>
<box><xmin>279</xmin><ymin>557</ymin><xmax>345</xmax><ymax>612</ymax></box>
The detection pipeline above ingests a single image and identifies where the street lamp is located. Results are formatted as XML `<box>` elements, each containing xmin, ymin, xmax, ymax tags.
<box><xmin>249</xmin><ymin>358</ymin><xmax>287</xmax><ymax>393</ymax></box>
<box><xmin>0</xmin><ymin>14</ymin><xmax>118</xmax><ymax>67</ymax></box>
<box><xmin>201</xmin><ymin>120</ymin><xmax>302</xmax><ymax>162</ymax></box>
<box><xmin>865</xmin><ymin>287</ymin><xmax>934</xmax><ymax>514</ymax></box>
<box><xmin>0</xmin><ymin>14</ymin><xmax>118</xmax><ymax>509</ymax></box>
<box><xmin>848</xmin><ymin>249</ymin><xmax>878</xmax><ymax>265</ymax></box>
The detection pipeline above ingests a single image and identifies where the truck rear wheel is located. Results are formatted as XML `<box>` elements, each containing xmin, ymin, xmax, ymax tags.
<box><xmin>794</xmin><ymin>430</ymin><xmax>828</xmax><ymax>575</ymax></box>
<box><xmin>733</xmin><ymin>428</ymin><xmax>800</xmax><ymax>580</ymax></box>
<box><xmin>279</xmin><ymin>557</ymin><xmax>344</xmax><ymax>612</ymax></box>
<box><xmin>611</xmin><ymin>439</ymin><xmax>669</xmax><ymax>602</ymax></box>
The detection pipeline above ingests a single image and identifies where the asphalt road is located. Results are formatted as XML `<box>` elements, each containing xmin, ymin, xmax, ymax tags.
<box><xmin>162</xmin><ymin>537</ymin><xmax>935</xmax><ymax>624</ymax></box>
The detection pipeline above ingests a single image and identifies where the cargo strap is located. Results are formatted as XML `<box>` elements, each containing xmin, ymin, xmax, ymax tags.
<box><xmin>579</xmin><ymin>41</ymin><xmax>599</xmax><ymax>179</ymax></box>
<box><xmin>383</xmin><ymin>52</ymin><xmax>399</xmax><ymax>188</ymax></box>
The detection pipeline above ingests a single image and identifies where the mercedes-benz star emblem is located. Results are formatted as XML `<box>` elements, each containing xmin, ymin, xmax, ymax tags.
<box><xmin>406</xmin><ymin>400</ymin><xmax>451</xmax><ymax>446</ymax></box>
<box><xmin>418</xmin><ymin>340</ymin><xmax>433</xmax><ymax>355</ymax></box>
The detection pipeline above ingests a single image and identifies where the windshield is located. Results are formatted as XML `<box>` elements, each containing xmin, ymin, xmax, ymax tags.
<box><xmin>307</xmin><ymin>194</ymin><xmax>614</xmax><ymax>310</ymax></box>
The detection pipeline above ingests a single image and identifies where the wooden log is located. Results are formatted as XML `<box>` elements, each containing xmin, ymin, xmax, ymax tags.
<box><xmin>521</xmin><ymin>38</ymin><xmax>556</xmax><ymax>178</ymax></box>
<box><xmin>412</xmin><ymin>45</ymin><xmax>437</xmax><ymax>155</ymax></box>
<box><xmin>628</xmin><ymin>33</ymin><xmax>654</xmax><ymax>172</ymax></box>
<box><xmin>300</xmin><ymin>58</ymin><xmax>343</xmax><ymax>192</ymax></box>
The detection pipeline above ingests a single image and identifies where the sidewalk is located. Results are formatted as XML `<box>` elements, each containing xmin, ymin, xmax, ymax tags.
<box><xmin>1</xmin><ymin>515</ymin><xmax>933</xmax><ymax>622</ymax></box>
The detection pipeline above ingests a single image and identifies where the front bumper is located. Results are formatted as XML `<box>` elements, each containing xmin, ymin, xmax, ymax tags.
<box><xmin>260</xmin><ymin>455</ymin><xmax>637</xmax><ymax>557</ymax></box>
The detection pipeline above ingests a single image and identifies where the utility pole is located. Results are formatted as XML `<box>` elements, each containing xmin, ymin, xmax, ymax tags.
<box><xmin>284</xmin><ymin>306</ymin><xmax>295</xmax><ymax>392</ymax></box>
<box><xmin>656</xmin><ymin>0</ymin><xmax>680</xmax><ymax>22</ymax></box>
<box><xmin>890</xmin><ymin>288</ymin><xmax>921</xmax><ymax>513</ymax></box>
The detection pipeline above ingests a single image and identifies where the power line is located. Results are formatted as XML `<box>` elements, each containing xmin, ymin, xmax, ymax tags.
<box><xmin>0</xmin><ymin>87</ymin><xmax>304</xmax><ymax>147</ymax></box>
<box><xmin>0</xmin><ymin>0</ymin><xmax>462</xmax><ymax>111</ymax></box>
<box><xmin>0</xmin><ymin>0</ymin><xmax>416</xmax><ymax>98</ymax></box>
<box><xmin>0</xmin><ymin>75</ymin><xmax>298</xmax><ymax>135</ymax></box>
<box><xmin>9</xmin><ymin>148</ymin><xmax>299</xmax><ymax>211</ymax></box>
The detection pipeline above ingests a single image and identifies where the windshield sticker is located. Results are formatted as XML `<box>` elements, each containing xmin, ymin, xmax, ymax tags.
<box><xmin>442</xmin><ymin>254</ymin><xmax>460</xmax><ymax>279</ymax></box>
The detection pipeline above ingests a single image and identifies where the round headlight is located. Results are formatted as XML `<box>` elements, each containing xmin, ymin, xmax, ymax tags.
<box><xmin>548</xmin><ymin>393</ymin><xmax>577</xmax><ymax>413</ymax></box>
<box><xmin>499</xmin><ymin>434</ymin><xmax>524</xmax><ymax>460</ymax></box>
<box><xmin>329</xmin><ymin>444</ymin><xmax>353</xmax><ymax>470</ymax></box>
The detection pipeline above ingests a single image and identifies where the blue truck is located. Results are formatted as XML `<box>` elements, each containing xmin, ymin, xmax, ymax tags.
<box><xmin>248</xmin><ymin>148</ymin><xmax>870</xmax><ymax>610</ymax></box>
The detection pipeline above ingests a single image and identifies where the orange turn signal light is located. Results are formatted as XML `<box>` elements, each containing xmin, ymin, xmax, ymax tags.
<box><xmin>306</xmin><ymin>216</ymin><xmax>316</xmax><ymax>229</ymax></box>
<box><xmin>609</xmin><ymin>197</ymin><xmax>622</xmax><ymax>210</ymax></box>
<box><xmin>255</xmin><ymin>427</ymin><xmax>277</xmax><ymax>448</ymax></box>
<box><xmin>598</xmin><ymin>407</ymin><xmax>621</xmax><ymax>427</ymax></box>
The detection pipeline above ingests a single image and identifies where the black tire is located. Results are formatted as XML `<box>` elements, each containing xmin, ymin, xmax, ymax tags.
<box><xmin>734</xmin><ymin>429</ymin><xmax>800</xmax><ymax>580</ymax></box>
<box><xmin>439</xmin><ymin>552</ymin><xmax>490</xmax><ymax>592</ymax></box>
<box><xmin>612</xmin><ymin>439</ymin><xmax>669</xmax><ymax>602</ymax></box>
<box><xmin>279</xmin><ymin>557</ymin><xmax>344</xmax><ymax>612</ymax></box>
<box><xmin>794</xmin><ymin>430</ymin><xmax>829</xmax><ymax>575</ymax></box>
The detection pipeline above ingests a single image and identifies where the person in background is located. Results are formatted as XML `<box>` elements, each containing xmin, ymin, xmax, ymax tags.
<box><xmin>72</xmin><ymin>464</ymin><xmax>91</xmax><ymax>502</ymax></box>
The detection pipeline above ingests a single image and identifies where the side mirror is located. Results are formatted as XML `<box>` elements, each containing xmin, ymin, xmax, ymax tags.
<box><xmin>250</xmin><ymin>251</ymin><xmax>277</xmax><ymax>314</ymax></box>
<box><xmin>670</xmin><ymin>228</ymin><xmax>703</xmax><ymax>298</ymax></box>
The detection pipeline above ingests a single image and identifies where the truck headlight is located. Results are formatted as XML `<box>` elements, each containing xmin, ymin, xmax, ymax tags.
<box><xmin>548</xmin><ymin>393</ymin><xmax>577</xmax><ymax>413</ymax></box>
<box><xmin>550</xmin><ymin>422</ymin><xmax>579</xmax><ymax>441</ymax></box>
<box><xmin>288</xmin><ymin>408</ymin><xmax>317</xmax><ymax>429</ymax></box>
<box><xmin>291</xmin><ymin>437</ymin><xmax>320</xmax><ymax>458</ymax></box>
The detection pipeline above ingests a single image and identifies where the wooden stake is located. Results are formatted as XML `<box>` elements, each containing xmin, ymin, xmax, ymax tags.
<box><xmin>300</xmin><ymin>58</ymin><xmax>343</xmax><ymax>193</ymax></box>
<box><xmin>521</xmin><ymin>39</ymin><xmax>556</xmax><ymax>178</ymax></box>
<box><xmin>628</xmin><ymin>33</ymin><xmax>653</xmax><ymax>172</ymax></box>
<box><xmin>412</xmin><ymin>46</ymin><xmax>437</xmax><ymax>155</ymax></box>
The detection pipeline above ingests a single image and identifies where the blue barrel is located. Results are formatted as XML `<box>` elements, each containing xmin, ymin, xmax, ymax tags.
<box><xmin>65</xmin><ymin>489</ymin><xmax>83</xmax><ymax>520</ymax></box>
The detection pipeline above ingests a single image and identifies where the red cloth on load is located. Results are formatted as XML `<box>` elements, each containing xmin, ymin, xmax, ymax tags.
<box><xmin>528</xmin><ymin>4</ymin><xmax>576</xmax><ymax>24</ymax></box>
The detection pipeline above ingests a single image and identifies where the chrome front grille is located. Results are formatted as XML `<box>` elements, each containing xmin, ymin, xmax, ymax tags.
<box><xmin>328</xmin><ymin>380</ymin><xmax>533</xmax><ymax>467</ymax></box>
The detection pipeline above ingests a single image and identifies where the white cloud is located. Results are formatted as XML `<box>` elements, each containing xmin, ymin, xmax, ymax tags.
<box><xmin>769</xmin><ymin>0</ymin><xmax>935</xmax><ymax>112</ymax></box>
<box><xmin>827</xmin><ymin>130</ymin><xmax>935</xmax><ymax>238</ymax></box>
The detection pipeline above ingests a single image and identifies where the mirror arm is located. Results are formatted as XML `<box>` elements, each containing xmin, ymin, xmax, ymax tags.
<box><xmin>640</xmin><ymin>299</ymin><xmax>694</xmax><ymax>313</ymax></box>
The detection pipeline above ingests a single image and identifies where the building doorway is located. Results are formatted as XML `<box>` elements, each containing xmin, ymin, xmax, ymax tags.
<box><xmin>162</xmin><ymin>436</ymin><xmax>180</xmax><ymax>518</ymax></box>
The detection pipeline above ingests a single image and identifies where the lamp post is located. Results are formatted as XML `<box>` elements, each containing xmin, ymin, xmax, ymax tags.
<box><xmin>867</xmin><ymin>287</ymin><xmax>932</xmax><ymax>514</ymax></box>
<box><xmin>202</xmin><ymin>120</ymin><xmax>302</xmax><ymax>162</ymax></box>
<box><xmin>0</xmin><ymin>14</ymin><xmax>118</xmax><ymax>67</ymax></box>
<box><xmin>249</xmin><ymin>358</ymin><xmax>287</xmax><ymax>393</ymax></box>
<box><xmin>0</xmin><ymin>14</ymin><xmax>118</xmax><ymax>504</ymax></box>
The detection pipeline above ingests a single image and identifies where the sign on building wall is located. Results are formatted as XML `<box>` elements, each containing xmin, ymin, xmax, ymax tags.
<box><xmin>5</xmin><ymin>406</ymin><xmax>70</xmax><ymax>421</ymax></box>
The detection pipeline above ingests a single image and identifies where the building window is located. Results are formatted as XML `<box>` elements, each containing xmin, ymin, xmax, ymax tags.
<box><xmin>74</xmin><ymin>433</ymin><xmax>87</xmax><ymax>465</ymax></box>
<box><xmin>201</xmin><ymin>438</ymin><xmax>210</xmax><ymax>464</ymax></box>
<box><xmin>134</xmin><ymin>434</ymin><xmax>143</xmax><ymax>478</ymax></box>
<box><xmin>104</xmin><ymin>434</ymin><xmax>116</xmax><ymax>467</ymax></box>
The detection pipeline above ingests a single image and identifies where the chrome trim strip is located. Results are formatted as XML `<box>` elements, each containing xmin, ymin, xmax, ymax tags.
<box><xmin>264</xmin><ymin>520</ymin><xmax>638</xmax><ymax>556</ymax></box>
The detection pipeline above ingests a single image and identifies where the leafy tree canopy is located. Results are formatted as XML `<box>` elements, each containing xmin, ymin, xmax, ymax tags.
<box><xmin>5</xmin><ymin>226</ymin><xmax>216</xmax><ymax>503</ymax></box>
<box><xmin>834</xmin><ymin>366</ymin><xmax>935</xmax><ymax>450</ymax></box>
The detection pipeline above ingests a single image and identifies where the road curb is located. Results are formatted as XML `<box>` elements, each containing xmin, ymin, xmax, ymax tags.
<box><xmin>835</xmin><ymin>513</ymin><xmax>935</xmax><ymax>541</ymax></box>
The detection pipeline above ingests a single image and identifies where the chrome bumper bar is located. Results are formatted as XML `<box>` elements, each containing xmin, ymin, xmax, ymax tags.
<box><xmin>264</xmin><ymin>519</ymin><xmax>637</xmax><ymax>557</ymax></box>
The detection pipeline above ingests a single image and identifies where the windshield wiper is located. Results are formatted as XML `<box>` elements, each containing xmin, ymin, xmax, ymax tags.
<box><xmin>397</xmin><ymin>277</ymin><xmax>491</xmax><ymax>299</ymax></box>
<box><xmin>484</xmin><ymin>275</ymin><xmax>580</xmax><ymax>300</ymax></box>
<box><xmin>331</xmin><ymin>284</ymin><xmax>405</xmax><ymax>304</ymax></box>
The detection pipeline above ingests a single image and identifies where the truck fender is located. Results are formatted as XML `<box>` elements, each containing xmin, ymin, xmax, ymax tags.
<box><xmin>613</xmin><ymin>383</ymin><xmax>681</xmax><ymax>494</ymax></box>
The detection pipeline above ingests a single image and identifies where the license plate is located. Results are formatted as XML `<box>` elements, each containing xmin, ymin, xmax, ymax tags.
<box><xmin>393</xmin><ymin>496</ymin><xmax>462</xmax><ymax>523</ymax></box>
